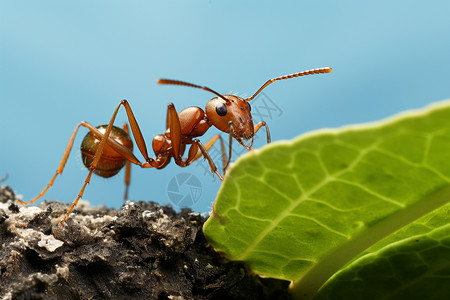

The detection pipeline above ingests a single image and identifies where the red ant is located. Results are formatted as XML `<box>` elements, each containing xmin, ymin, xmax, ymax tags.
<box><xmin>17</xmin><ymin>67</ymin><xmax>332</xmax><ymax>224</ymax></box>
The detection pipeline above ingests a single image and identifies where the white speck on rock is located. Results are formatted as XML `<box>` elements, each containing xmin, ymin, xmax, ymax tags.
<box><xmin>19</xmin><ymin>206</ymin><xmax>42</xmax><ymax>220</ymax></box>
<box><xmin>142</xmin><ymin>210</ymin><xmax>156</xmax><ymax>219</ymax></box>
<box><xmin>0</xmin><ymin>201</ymin><xmax>10</xmax><ymax>212</ymax></box>
<box><xmin>11</xmin><ymin>227</ymin><xmax>64</xmax><ymax>252</ymax></box>
<box><xmin>56</xmin><ymin>264</ymin><xmax>70</xmax><ymax>280</ymax></box>
<box><xmin>37</xmin><ymin>234</ymin><xmax>64</xmax><ymax>252</ymax></box>
<box><xmin>168</xmin><ymin>296</ymin><xmax>184</xmax><ymax>300</ymax></box>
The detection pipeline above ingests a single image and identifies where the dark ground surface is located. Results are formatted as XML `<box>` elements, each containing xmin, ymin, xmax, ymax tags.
<box><xmin>0</xmin><ymin>185</ymin><xmax>291</xmax><ymax>300</ymax></box>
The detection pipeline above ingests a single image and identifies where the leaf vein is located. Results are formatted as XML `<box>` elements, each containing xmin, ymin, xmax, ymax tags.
<box><xmin>289</xmin><ymin>213</ymin><xmax>350</xmax><ymax>238</ymax></box>
<box><xmin>334</xmin><ymin>178</ymin><xmax>405</xmax><ymax>208</ymax></box>
<box><xmin>234</xmin><ymin>141</ymin><xmax>381</xmax><ymax>260</ymax></box>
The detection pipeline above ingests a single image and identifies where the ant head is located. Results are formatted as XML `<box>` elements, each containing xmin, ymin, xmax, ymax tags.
<box><xmin>205</xmin><ymin>95</ymin><xmax>254</xmax><ymax>140</ymax></box>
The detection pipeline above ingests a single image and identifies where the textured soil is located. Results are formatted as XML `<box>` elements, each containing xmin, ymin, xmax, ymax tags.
<box><xmin>0</xmin><ymin>185</ymin><xmax>290</xmax><ymax>300</ymax></box>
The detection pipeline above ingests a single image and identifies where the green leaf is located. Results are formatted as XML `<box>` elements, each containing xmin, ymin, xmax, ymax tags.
<box><xmin>314</xmin><ymin>203</ymin><xmax>450</xmax><ymax>300</ymax></box>
<box><xmin>203</xmin><ymin>100</ymin><xmax>450</xmax><ymax>299</ymax></box>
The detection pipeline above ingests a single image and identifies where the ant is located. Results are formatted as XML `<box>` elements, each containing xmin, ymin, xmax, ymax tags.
<box><xmin>17</xmin><ymin>67</ymin><xmax>332</xmax><ymax>225</ymax></box>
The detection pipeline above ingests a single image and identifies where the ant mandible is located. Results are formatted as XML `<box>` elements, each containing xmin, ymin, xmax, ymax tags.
<box><xmin>17</xmin><ymin>67</ymin><xmax>332</xmax><ymax>224</ymax></box>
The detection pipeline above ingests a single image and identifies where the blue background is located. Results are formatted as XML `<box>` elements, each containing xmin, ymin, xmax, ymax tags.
<box><xmin>1</xmin><ymin>1</ymin><xmax>450</xmax><ymax>213</ymax></box>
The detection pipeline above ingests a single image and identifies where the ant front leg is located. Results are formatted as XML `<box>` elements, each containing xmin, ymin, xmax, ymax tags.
<box><xmin>254</xmin><ymin>121</ymin><xmax>271</xmax><ymax>144</ymax></box>
<box><xmin>234</xmin><ymin>121</ymin><xmax>271</xmax><ymax>151</ymax></box>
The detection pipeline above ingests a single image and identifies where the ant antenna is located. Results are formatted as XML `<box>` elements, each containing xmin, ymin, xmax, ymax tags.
<box><xmin>244</xmin><ymin>67</ymin><xmax>332</xmax><ymax>102</ymax></box>
<box><xmin>157</xmin><ymin>79</ymin><xmax>230</xmax><ymax>103</ymax></box>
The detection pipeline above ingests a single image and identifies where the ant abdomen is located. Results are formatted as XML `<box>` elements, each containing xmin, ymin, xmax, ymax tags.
<box><xmin>81</xmin><ymin>125</ymin><xmax>133</xmax><ymax>178</ymax></box>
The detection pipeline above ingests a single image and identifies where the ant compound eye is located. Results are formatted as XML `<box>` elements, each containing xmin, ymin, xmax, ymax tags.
<box><xmin>215</xmin><ymin>102</ymin><xmax>227</xmax><ymax>116</ymax></box>
<box><xmin>247</xmin><ymin>102</ymin><xmax>251</xmax><ymax>111</ymax></box>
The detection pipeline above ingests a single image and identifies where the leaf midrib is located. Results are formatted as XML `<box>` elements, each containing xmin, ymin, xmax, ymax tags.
<box><xmin>290</xmin><ymin>184</ymin><xmax>450</xmax><ymax>299</ymax></box>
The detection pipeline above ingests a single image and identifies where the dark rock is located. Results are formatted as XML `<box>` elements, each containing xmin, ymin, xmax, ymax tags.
<box><xmin>0</xmin><ymin>185</ymin><xmax>291</xmax><ymax>299</ymax></box>
<box><xmin>0</xmin><ymin>185</ymin><xmax>15</xmax><ymax>203</ymax></box>
<box><xmin>0</xmin><ymin>209</ymin><xmax>8</xmax><ymax>224</ymax></box>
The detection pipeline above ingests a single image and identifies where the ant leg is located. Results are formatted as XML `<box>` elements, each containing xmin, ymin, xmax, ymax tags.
<box><xmin>166</xmin><ymin>103</ymin><xmax>219</xmax><ymax>176</ymax></box>
<box><xmin>17</xmin><ymin>123</ymin><xmax>84</xmax><ymax>206</ymax></box>
<box><xmin>225</xmin><ymin>122</ymin><xmax>235</xmax><ymax>172</ymax></box>
<box><xmin>94</xmin><ymin>99</ymin><xmax>155</xmax><ymax>165</ymax></box>
<box><xmin>117</xmin><ymin>100</ymin><xmax>152</xmax><ymax>163</ymax></box>
<box><xmin>61</xmin><ymin>99</ymin><xmax>157</xmax><ymax>225</ymax></box>
<box><xmin>189</xmin><ymin>134</ymin><xmax>229</xmax><ymax>175</ymax></box>
<box><xmin>187</xmin><ymin>138</ymin><xmax>230</xmax><ymax>223</ymax></box>
<box><xmin>59</xmin><ymin>144</ymin><xmax>161</xmax><ymax>226</ymax></box>
<box><xmin>190</xmin><ymin>122</ymin><xmax>237</xmax><ymax>175</ymax></box>
<box><xmin>166</xmin><ymin>103</ymin><xmax>182</xmax><ymax>160</ymax></box>
<box><xmin>81</xmin><ymin>121</ymin><xmax>147</xmax><ymax>167</ymax></box>
<box><xmin>234</xmin><ymin>121</ymin><xmax>270</xmax><ymax>151</ymax></box>
<box><xmin>167</xmin><ymin>103</ymin><xmax>230</xmax><ymax>179</ymax></box>
<box><xmin>81</xmin><ymin>121</ymin><xmax>163</xmax><ymax>170</ymax></box>
<box><xmin>179</xmin><ymin>139</ymin><xmax>224</xmax><ymax>181</ymax></box>
<box><xmin>59</xmin><ymin>168</ymin><xmax>94</xmax><ymax>225</ymax></box>
<box><xmin>254</xmin><ymin>121</ymin><xmax>271</xmax><ymax>144</ymax></box>
<box><xmin>123</xmin><ymin>123</ymin><xmax>131</xmax><ymax>200</ymax></box>
<box><xmin>21</xmin><ymin>99</ymin><xmax>158</xmax><ymax>225</ymax></box>
<box><xmin>58</xmin><ymin>99</ymin><xmax>158</xmax><ymax>225</ymax></box>
<box><xmin>16</xmin><ymin>120</ymin><xmax>145</xmax><ymax>207</ymax></box>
